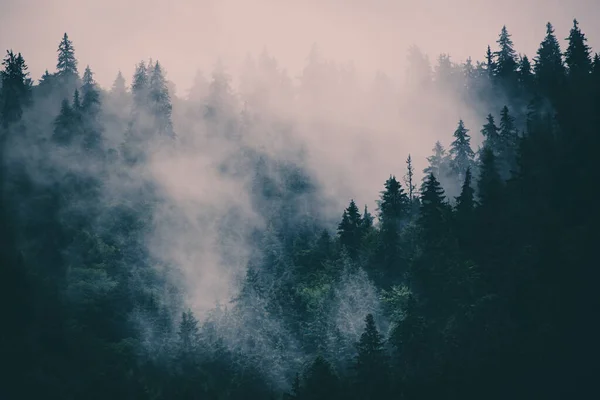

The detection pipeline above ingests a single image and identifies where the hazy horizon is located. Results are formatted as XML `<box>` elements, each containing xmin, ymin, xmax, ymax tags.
<box><xmin>2</xmin><ymin>0</ymin><xmax>598</xmax><ymax>94</ymax></box>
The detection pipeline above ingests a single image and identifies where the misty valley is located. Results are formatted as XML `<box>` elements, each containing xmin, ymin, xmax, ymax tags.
<box><xmin>1</xmin><ymin>19</ymin><xmax>597</xmax><ymax>400</ymax></box>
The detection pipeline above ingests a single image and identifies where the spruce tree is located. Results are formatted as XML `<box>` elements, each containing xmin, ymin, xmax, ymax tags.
<box><xmin>337</xmin><ymin>199</ymin><xmax>363</xmax><ymax>259</ymax></box>
<box><xmin>56</xmin><ymin>33</ymin><xmax>78</xmax><ymax>78</ymax></box>
<box><xmin>178</xmin><ymin>309</ymin><xmax>200</xmax><ymax>353</ymax></box>
<box><xmin>419</xmin><ymin>173</ymin><xmax>448</xmax><ymax>242</ymax></box>
<box><xmin>455</xmin><ymin>167</ymin><xmax>475</xmax><ymax>217</ymax></box>
<box><xmin>354</xmin><ymin>314</ymin><xmax>389</xmax><ymax>400</ymax></box>
<box><xmin>485</xmin><ymin>45</ymin><xmax>496</xmax><ymax>78</ymax></box>
<box><xmin>517</xmin><ymin>55</ymin><xmax>534</xmax><ymax>92</ymax></box>
<box><xmin>449</xmin><ymin>119</ymin><xmax>475</xmax><ymax>181</ymax></box>
<box><xmin>52</xmin><ymin>99</ymin><xmax>75</xmax><ymax>145</ymax></box>
<box><xmin>0</xmin><ymin>50</ymin><xmax>32</xmax><ymax>127</ymax></box>
<box><xmin>377</xmin><ymin>175</ymin><xmax>409</xmax><ymax>224</ymax></box>
<box><xmin>498</xmin><ymin>106</ymin><xmax>518</xmax><ymax>178</ymax></box>
<box><xmin>534</xmin><ymin>22</ymin><xmax>565</xmax><ymax>98</ymax></box>
<box><xmin>404</xmin><ymin>154</ymin><xmax>416</xmax><ymax>202</ymax></box>
<box><xmin>131</xmin><ymin>61</ymin><xmax>148</xmax><ymax>108</ymax></box>
<box><xmin>494</xmin><ymin>26</ymin><xmax>518</xmax><ymax>80</ymax></box>
<box><xmin>565</xmin><ymin>19</ymin><xmax>592</xmax><ymax>82</ymax></box>
<box><xmin>423</xmin><ymin>141</ymin><xmax>451</xmax><ymax>181</ymax></box>
<box><xmin>81</xmin><ymin>65</ymin><xmax>100</xmax><ymax>112</ymax></box>
<box><xmin>477</xmin><ymin>147</ymin><xmax>502</xmax><ymax>207</ymax></box>
<box><xmin>301</xmin><ymin>356</ymin><xmax>339</xmax><ymax>400</ymax></box>
<box><xmin>111</xmin><ymin>71</ymin><xmax>127</xmax><ymax>95</ymax></box>
<box><xmin>149</xmin><ymin>61</ymin><xmax>174</xmax><ymax>136</ymax></box>
<box><xmin>481</xmin><ymin>114</ymin><xmax>500</xmax><ymax>156</ymax></box>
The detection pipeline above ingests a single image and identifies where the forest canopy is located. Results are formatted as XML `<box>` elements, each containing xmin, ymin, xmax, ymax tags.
<box><xmin>0</xmin><ymin>19</ymin><xmax>598</xmax><ymax>400</ymax></box>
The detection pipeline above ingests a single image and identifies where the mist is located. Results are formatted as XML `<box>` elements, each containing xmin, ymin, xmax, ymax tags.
<box><xmin>1</xmin><ymin>1</ymin><xmax>597</xmax><ymax>398</ymax></box>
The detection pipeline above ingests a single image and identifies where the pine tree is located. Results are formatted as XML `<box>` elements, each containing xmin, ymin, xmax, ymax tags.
<box><xmin>0</xmin><ymin>50</ymin><xmax>32</xmax><ymax>127</ymax></box>
<box><xmin>565</xmin><ymin>19</ymin><xmax>592</xmax><ymax>82</ymax></box>
<box><xmin>494</xmin><ymin>26</ymin><xmax>518</xmax><ymax>80</ymax></box>
<box><xmin>481</xmin><ymin>114</ymin><xmax>500</xmax><ymax>156</ymax></box>
<box><xmin>517</xmin><ymin>55</ymin><xmax>534</xmax><ymax>92</ymax></box>
<box><xmin>148</xmin><ymin>61</ymin><xmax>173</xmax><ymax>136</ymax></box>
<box><xmin>498</xmin><ymin>106</ymin><xmax>518</xmax><ymax>178</ymax></box>
<box><xmin>534</xmin><ymin>22</ymin><xmax>565</xmax><ymax>98</ymax></box>
<box><xmin>52</xmin><ymin>99</ymin><xmax>75</xmax><ymax>145</ymax></box>
<box><xmin>362</xmin><ymin>205</ymin><xmax>374</xmax><ymax>232</ymax></box>
<box><xmin>377</xmin><ymin>175</ymin><xmax>409</xmax><ymax>224</ymax></box>
<box><xmin>81</xmin><ymin>65</ymin><xmax>100</xmax><ymax>112</ymax></box>
<box><xmin>337</xmin><ymin>199</ymin><xmax>363</xmax><ymax>259</ymax></box>
<box><xmin>56</xmin><ymin>33</ymin><xmax>78</xmax><ymax>78</ymax></box>
<box><xmin>301</xmin><ymin>356</ymin><xmax>339</xmax><ymax>400</ymax></box>
<box><xmin>477</xmin><ymin>147</ymin><xmax>502</xmax><ymax>207</ymax></box>
<box><xmin>449</xmin><ymin>119</ymin><xmax>475</xmax><ymax>181</ymax></box>
<box><xmin>354</xmin><ymin>314</ymin><xmax>389</xmax><ymax>400</ymax></box>
<box><xmin>178</xmin><ymin>309</ymin><xmax>200</xmax><ymax>353</ymax></box>
<box><xmin>419</xmin><ymin>173</ymin><xmax>449</xmax><ymax>242</ymax></box>
<box><xmin>423</xmin><ymin>141</ymin><xmax>451</xmax><ymax>180</ymax></box>
<box><xmin>485</xmin><ymin>45</ymin><xmax>496</xmax><ymax>78</ymax></box>
<box><xmin>111</xmin><ymin>71</ymin><xmax>126</xmax><ymax>95</ymax></box>
<box><xmin>131</xmin><ymin>61</ymin><xmax>148</xmax><ymax>108</ymax></box>
<box><xmin>404</xmin><ymin>154</ymin><xmax>416</xmax><ymax>202</ymax></box>
<box><xmin>455</xmin><ymin>167</ymin><xmax>475</xmax><ymax>216</ymax></box>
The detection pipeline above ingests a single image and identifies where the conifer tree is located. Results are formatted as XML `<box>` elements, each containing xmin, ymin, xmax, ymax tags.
<box><xmin>565</xmin><ymin>19</ymin><xmax>592</xmax><ymax>82</ymax></box>
<box><xmin>337</xmin><ymin>199</ymin><xmax>363</xmax><ymax>259</ymax></box>
<box><xmin>455</xmin><ymin>167</ymin><xmax>475</xmax><ymax>216</ymax></box>
<box><xmin>362</xmin><ymin>205</ymin><xmax>374</xmax><ymax>232</ymax></box>
<box><xmin>423</xmin><ymin>141</ymin><xmax>451</xmax><ymax>181</ymax></box>
<box><xmin>354</xmin><ymin>314</ymin><xmax>389</xmax><ymax>400</ymax></box>
<box><xmin>477</xmin><ymin>147</ymin><xmax>502</xmax><ymax>207</ymax></box>
<box><xmin>498</xmin><ymin>106</ymin><xmax>518</xmax><ymax>178</ymax></box>
<box><xmin>148</xmin><ymin>61</ymin><xmax>173</xmax><ymax>136</ymax></box>
<box><xmin>131</xmin><ymin>61</ymin><xmax>148</xmax><ymax>108</ymax></box>
<box><xmin>81</xmin><ymin>65</ymin><xmax>100</xmax><ymax>112</ymax></box>
<box><xmin>52</xmin><ymin>99</ymin><xmax>75</xmax><ymax>145</ymax></box>
<box><xmin>534</xmin><ymin>22</ymin><xmax>565</xmax><ymax>98</ymax></box>
<box><xmin>377</xmin><ymin>175</ymin><xmax>409</xmax><ymax>224</ymax></box>
<box><xmin>178</xmin><ymin>309</ymin><xmax>200</xmax><ymax>353</ymax></box>
<box><xmin>485</xmin><ymin>45</ymin><xmax>496</xmax><ymax>78</ymax></box>
<box><xmin>449</xmin><ymin>119</ymin><xmax>475</xmax><ymax>181</ymax></box>
<box><xmin>56</xmin><ymin>33</ymin><xmax>78</xmax><ymax>78</ymax></box>
<box><xmin>301</xmin><ymin>356</ymin><xmax>339</xmax><ymax>400</ymax></box>
<box><xmin>0</xmin><ymin>50</ymin><xmax>32</xmax><ymax>127</ymax></box>
<box><xmin>404</xmin><ymin>154</ymin><xmax>416</xmax><ymax>202</ymax></box>
<box><xmin>419</xmin><ymin>173</ymin><xmax>448</xmax><ymax>242</ymax></box>
<box><xmin>517</xmin><ymin>55</ymin><xmax>534</xmax><ymax>92</ymax></box>
<box><xmin>481</xmin><ymin>114</ymin><xmax>500</xmax><ymax>156</ymax></box>
<box><xmin>111</xmin><ymin>71</ymin><xmax>127</xmax><ymax>96</ymax></box>
<box><xmin>494</xmin><ymin>26</ymin><xmax>518</xmax><ymax>80</ymax></box>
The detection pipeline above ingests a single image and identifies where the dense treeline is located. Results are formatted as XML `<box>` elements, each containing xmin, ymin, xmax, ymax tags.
<box><xmin>1</xmin><ymin>20</ymin><xmax>598</xmax><ymax>399</ymax></box>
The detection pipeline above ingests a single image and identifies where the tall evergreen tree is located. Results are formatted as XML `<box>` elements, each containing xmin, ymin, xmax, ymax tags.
<box><xmin>494</xmin><ymin>26</ymin><xmax>518</xmax><ymax>81</ymax></box>
<box><xmin>423</xmin><ymin>141</ymin><xmax>451</xmax><ymax>181</ymax></box>
<box><xmin>419</xmin><ymin>173</ymin><xmax>449</xmax><ymax>243</ymax></box>
<box><xmin>0</xmin><ymin>50</ymin><xmax>31</xmax><ymax>127</ymax></box>
<box><xmin>337</xmin><ymin>199</ymin><xmax>363</xmax><ymax>259</ymax></box>
<box><xmin>565</xmin><ymin>19</ymin><xmax>592</xmax><ymax>82</ymax></box>
<box><xmin>485</xmin><ymin>45</ymin><xmax>496</xmax><ymax>78</ymax></box>
<box><xmin>517</xmin><ymin>55</ymin><xmax>534</xmax><ymax>92</ymax></box>
<box><xmin>477</xmin><ymin>147</ymin><xmax>503</xmax><ymax>207</ymax></box>
<box><xmin>449</xmin><ymin>119</ymin><xmax>475</xmax><ymax>181</ymax></box>
<box><xmin>81</xmin><ymin>65</ymin><xmax>100</xmax><ymax>112</ymax></box>
<box><xmin>498</xmin><ymin>106</ymin><xmax>518</xmax><ymax>178</ymax></box>
<box><xmin>455</xmin><ymin>167</ymin><xmax>475</xmax><ymax>218</ymax></box>
<box><xmin>404</xmin><ymin>154</ymin><xmax>416</xmax><ymax>202</ymax></box>
<box><xmin>353</xmin><ymin>314</ymin><xmax>389</xmax><ymax>400</ymax></box>
<box><xmin>56</xmin><ymin>33</ymin><xmax>78</xmax><ymax>78</ymax></box>
<box><xmin>148</xmin><ymin>61</ymin><xmax>174</xmax><ymax>136</ymax></box>
<box><xmin>534</xmin><ymin>22</ymin><xmax>565</xmax><ymax>98</ymax></box>
<box><xmin>131</xmin><ymin>61</ymin><xmax>149</xmax><ymax>108</ymax></box>
<box><xmin>481</xmin><ymin>114</ymin><xmax>501</xmax><ymax>156</ymax></box>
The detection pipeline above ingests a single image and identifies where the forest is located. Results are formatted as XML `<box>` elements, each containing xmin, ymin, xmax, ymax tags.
<box><xmin>0</xmin><ymin>19</ymin><xmax>597</xmax><ymax>400</ymax></box>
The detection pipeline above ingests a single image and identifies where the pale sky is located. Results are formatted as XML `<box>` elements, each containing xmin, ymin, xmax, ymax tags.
<box><xmin>1</xmin><ymin>0</ymin><xmax>599</xmax><ymax>94</ymax></box>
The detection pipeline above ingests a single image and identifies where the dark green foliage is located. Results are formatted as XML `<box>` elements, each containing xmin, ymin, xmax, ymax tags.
<box><xmin>353</xmin><ymin>314</ymin><xmax>389</xmax><ymax>399</ymax></box>
<box><xmin>494</xmin><ymin>26</ymin><xmax>518</xmax><ymax>81</ymax></box>
<box><xmin>0</xmin><ymin>50</ymin><xmax>32</xmax><ymax>127</ymax></box>
<box><xmin>565</xmin><ymin>19</ymin><xmax>592</xmax><ymax>82</ymax></box>
<box><xmin>449</xmin><ymin>119</ymin><xmax>475</xmax><ymax>181</ymax></box>
<box><xmin>337</xmin><ymin>199</ymin><xmax>363</xmax><ymax>259</ymax></box>
<box><xmin>2</xmin><ymin>18</ymin><xmax>599</xmax><ymax>400</ymax></box>
<box><xmin>56</xmin><ymin>33</ymin><xmax>78</xmax><ymax>78</ymax></box>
